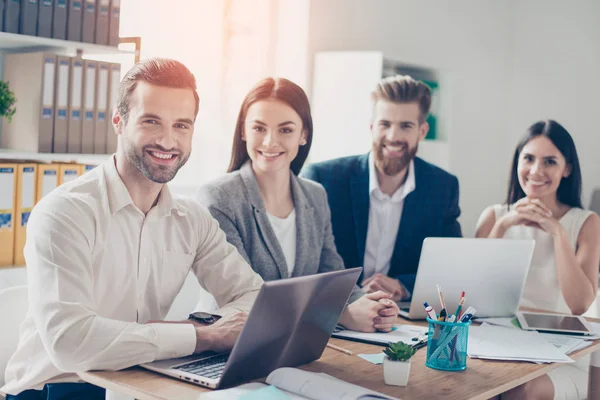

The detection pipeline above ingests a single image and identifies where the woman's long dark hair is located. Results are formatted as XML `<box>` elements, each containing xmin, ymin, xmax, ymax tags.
<box><xmin>227</xmin><ymin>77</ymin><xmax>313</xmax><ymax>175</ymax></box>
<box><xmin>506</xmin><ymin>120</ymin><xmax>582</xmax><ymax>208</ymax></box>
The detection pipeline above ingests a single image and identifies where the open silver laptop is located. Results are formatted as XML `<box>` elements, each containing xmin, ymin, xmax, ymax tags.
<box><xmin>141</xmin><ymin>267</ymin><xmax>361</xmax><ymax>389</ymax></box>
<box><xmin>398</xmin><ymin>238</ymin><xmax>535</xmax><ymax>320</ymax></box>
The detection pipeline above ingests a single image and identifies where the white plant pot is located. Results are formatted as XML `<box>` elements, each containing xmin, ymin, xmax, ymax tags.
<box><xmin>383</xmin><ymin>356</ymin><xmax>411</xmax><ymax>386</ymax></box>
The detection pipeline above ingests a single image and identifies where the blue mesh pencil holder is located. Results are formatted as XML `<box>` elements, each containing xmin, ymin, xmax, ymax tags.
<box><xmin>425</xmin><ymin>317</ymin><xmax>471</xmax><ymax>371</ymax></box>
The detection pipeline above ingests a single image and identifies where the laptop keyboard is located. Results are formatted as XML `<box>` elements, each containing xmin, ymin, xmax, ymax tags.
<box><xmin>173</xmin><ymin>354</ymin><xmax>229</xmax><ymax>380</ymax></box>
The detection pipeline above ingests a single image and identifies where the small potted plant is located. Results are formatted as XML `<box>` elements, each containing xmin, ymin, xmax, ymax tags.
<box><xmin>383</xmin><ymin>341</ymin><xmax>415</xmax><ymax>386</ymax></box>
<box><xmin>0</xmin><ymin>80</ymin><xmax>17</xmax><ymax>123</ymax></box>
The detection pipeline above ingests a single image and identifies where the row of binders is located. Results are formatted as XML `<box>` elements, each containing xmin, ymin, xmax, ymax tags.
<box><xmin>1</xmin><ymin>52</ymin><xmax>121</xmax><ymax>154</ymax></box>
<box><xmin>1</xmin><ymin>0</ymin><xmax>120</xmax><ymax>46</ymax></box>
<box><xmin>0</xmin><ymin>161</ymin><xmax>97</xmax><ymax>266</ymax></box>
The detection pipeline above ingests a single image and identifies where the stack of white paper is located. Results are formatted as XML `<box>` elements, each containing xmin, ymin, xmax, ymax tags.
<box><xmin>468</xmin><ymin>325</ymin><xmax>575</xmax><ymax>363</ymax></box>
<box><xmin>480</xmin><ymin>318</ymin><xmax>599</xmax><ymax>355</ymax></box>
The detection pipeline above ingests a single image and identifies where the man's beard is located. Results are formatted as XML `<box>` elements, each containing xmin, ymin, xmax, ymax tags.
<box><xmin>124</xmin><ymin>140</ymin><xmax>189</xmax><ymax>184</ymax></box>
<box><xmin>373</xmin><ymin>140</ymin><xmax>418</xmax><ymax>176</ymax></box>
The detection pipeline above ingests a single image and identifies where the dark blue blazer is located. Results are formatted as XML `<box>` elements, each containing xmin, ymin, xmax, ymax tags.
<box><xmin>301</xmin><ymin>153</ymin><xmax>462</xmax><ymax>292</ymax></box>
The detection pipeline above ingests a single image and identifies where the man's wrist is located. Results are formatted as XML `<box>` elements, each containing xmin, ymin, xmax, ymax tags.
<box><xmin>194</xmin><ymin>325</ymin><xmax>215</xmax><ymax>353</ymax></box>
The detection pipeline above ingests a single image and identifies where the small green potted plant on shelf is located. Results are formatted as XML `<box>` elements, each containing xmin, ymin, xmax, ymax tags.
<box><xmin>383</xmin><ymin>341</ymin><xmax>415</xmax><ymax>386</ymax></box>
<box><xmin>0</xmin><ymin>80</ymin><xmax>17</xmax><ymax>123</ymax></box>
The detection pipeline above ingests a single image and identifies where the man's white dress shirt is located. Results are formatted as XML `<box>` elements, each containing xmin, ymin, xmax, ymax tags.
<box><xmin>2</xmin><ymin>157</ymin><xmax>263</xmax><ymax>395</ymax></box>
<box><xmin>362</xmin><ymin>153</ymin><xmax>416</xmax><ymax>280</ymax></box>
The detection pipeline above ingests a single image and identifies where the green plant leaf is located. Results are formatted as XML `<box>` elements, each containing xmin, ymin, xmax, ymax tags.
<box><xmin>0</xmin><ymin>80</ymin><xmax>17</xmax><ymax>124</ymax></box>
<box><xmin>384</xmin><ymin>341</ymin><xmax>416</xmax><ymax>361</ymax></box>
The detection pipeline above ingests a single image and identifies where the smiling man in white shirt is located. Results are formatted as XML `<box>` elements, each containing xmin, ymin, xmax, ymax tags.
<box><xmin>1</xmin><ymin>58</ymin><xmax>264</xmax><ymax>400</ymax></box>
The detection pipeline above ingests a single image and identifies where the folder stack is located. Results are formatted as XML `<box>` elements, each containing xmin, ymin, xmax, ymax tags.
<box><xmin>2</xmin><ymin>52</ymin><xmax>56</xmax><ymax>153</ymax></box>
<box><xmin>13</xmin><ymin>164</ymin><xmax>37</xmax><ymax>266</ymax></box>
<box><xmin>0</xmin><ymin>160</ymin><xmax>100</xmax><ymax>266</ymax></box>
<box><xmin>0</xmin><ymin>0</ymin><xmax>118</xmax><ymax>44</ymax></box>
<box><xmin>2</xmin><ymin>53</ymin><xmax>120</xmax><ymax>155</ymax></box>
<box><xmin>0</xmin><ymin>163</ymin><xmax>17</xmax><ymax>267</ymax></box>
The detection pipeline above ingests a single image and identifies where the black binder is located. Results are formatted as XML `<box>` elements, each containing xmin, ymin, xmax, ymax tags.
<box><xmin>66</xmin><ymin>0</ymin><xmax>81</xmax><ymax>41</ymax></box>
<box><xmin>37</xmin><ymin>0</ymin><xmax>52</xmax><ymax>37</ymax></box>
<box><xmin>51</xmin><ymin>0</ymin><xmax>67</xmax><ymax>39</ymax></box>
<box><xmin>19</xmin><ymin>0</ymin><xmax>38</xmax><ymax>36</ymax></box>
<box><xmin>107</xmin><ymin>0</ymin><xmax>118</xmax><ymax>46</ymax></box>
<box><xmin>94</xmin><ymin>0</ymin><xmax>108</xmax><ymax>44</ymax></box>
<box><xmin>4</xmin><ymin>0</ymin><xmax>19</xmax><ymax>33</ymax></box>
<box><xmin>0</xmin><ymin>0</ymin><xmax>5</xmax><ymax>32</ymax></box>
<box><xmin>81</xmin><ymin>0</ymin><xmax>95</xmax><ymax>43</ymax></box>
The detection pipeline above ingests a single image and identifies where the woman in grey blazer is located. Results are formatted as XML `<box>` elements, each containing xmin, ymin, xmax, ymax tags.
<box><xmin>197</xmin><ymin>78</ymin><xmax>399</xmax><ymax>333</ymax></box>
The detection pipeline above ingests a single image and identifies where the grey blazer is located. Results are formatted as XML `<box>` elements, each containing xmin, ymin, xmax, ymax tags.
<box><xmin>197</xmin><ymin>161</ymin><xmax>363</xmax><ymax>301</ymax></box>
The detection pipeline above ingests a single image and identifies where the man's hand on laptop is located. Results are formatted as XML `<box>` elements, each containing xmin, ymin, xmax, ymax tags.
<box><xmin>193</xmin><ymin>312</ymin><xmax>248</xmax><ymax>354</ymax></box>
<box><xmin>339</xmin><ymin>291</ymin><xmax>398</xmax><ymax>333</ymax></box>
<box><xmin>361</xmin><ymin>273</ymin><xmax>407</xmax><ymax>302</ymax></box>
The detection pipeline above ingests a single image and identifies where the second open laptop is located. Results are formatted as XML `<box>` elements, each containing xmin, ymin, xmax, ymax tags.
<box><xmin>398</xmin><ymin>238</ymin><xmax>535</xmax><ymax>320</ymax></box>
<box><xmin>141</xmin><ymin>267</ymin><xmax>361</xmax><ymax>389</ymax></box>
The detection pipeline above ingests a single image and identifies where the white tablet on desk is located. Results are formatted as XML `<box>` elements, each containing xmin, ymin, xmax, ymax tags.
<box><xmin>517</xmin><ymin>311</ymin><xmax>593</xmax><ymax>335</ymax></box>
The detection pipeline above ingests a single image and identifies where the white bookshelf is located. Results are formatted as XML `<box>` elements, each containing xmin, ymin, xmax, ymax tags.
<box><xmin>0</xmin><ymin>31</ymin><xmax>135</xmax><ymax>56</ymax></box>
<box><xmin>0</xmin><ymin>149</ymin><xmax>109</xmax><ymax>164</ymax></box>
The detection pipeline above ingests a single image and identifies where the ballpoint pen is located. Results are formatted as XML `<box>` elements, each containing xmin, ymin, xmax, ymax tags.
<box><xmin>436</xmin><ymin>284</ymin><xmax>447</xmax><ymax>310</ymax></box>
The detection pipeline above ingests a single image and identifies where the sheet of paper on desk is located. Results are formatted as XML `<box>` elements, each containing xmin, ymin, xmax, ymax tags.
<box><xmin>480</xmin><ymin>322</ymin><xmax>588</xmax><ymax>354</ymax></box>
<box><xmin>468</xmin><ymin>325</ymin><xmax>575</xmax><ymax>363</ymax></box>
<box><xmin>333</xmin><ymin>324</ymin><xmax>427</xmax><ymax>346</ymax></box>
<box><xmin>358</xmin><ymin>353</ymin><xmax>385</xmax><ymax>365</ymax></box>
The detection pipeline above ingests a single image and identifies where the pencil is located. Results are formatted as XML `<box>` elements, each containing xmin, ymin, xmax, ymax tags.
<box><xmin>327</xmin><ymin>342</ymin><xmax>353</xmax><ymax>355</ymax></box>
<box><xmin>437</xmin><ymin>284</ymin><xmax>447</xmax><ymax>310</ymax></box>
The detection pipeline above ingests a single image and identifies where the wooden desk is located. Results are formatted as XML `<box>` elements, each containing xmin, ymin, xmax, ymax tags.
<box><xmin>79</xmin><ymin>319</ymin><xmax>600</xmax><ymax>400</ymax></box>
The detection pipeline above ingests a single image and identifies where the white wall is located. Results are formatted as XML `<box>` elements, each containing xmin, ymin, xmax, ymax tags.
<box><xmin>307</xmin><ymin>0</ymin><xmax>515</xmax><ymax>235</ymax></box>
<box><xmin>508</xmin><ymin>0</ymin><xmax>600</xmax><ymax>209</ymax></box>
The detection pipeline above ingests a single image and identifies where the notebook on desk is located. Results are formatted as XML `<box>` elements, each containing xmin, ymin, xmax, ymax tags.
<box><xmin>397</xmin><ymin>238</ymin><xmax>535</xmax><ymax>319</ymax></box>
<box><xmin>141</xmin><ymin>268</ymin><xmax>361</xmax><ymax>389</ymax></box>
<box><xmin>199</xmin><ymin>367</ymin><xmax>398</xmax><ymax>400</ymax></box>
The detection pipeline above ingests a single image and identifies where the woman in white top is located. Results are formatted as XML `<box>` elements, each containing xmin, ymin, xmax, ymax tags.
<box><xmin>197</xmin><ymin>78</ymin><xmax>400</xmax><ymax>333</ymax></box>
<box><xmin>476</xmin><ymin>120</ymin><xmax>600</xmax><ymax>400</ymax></box>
